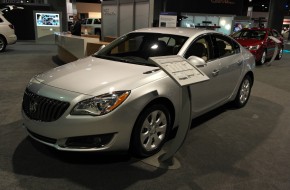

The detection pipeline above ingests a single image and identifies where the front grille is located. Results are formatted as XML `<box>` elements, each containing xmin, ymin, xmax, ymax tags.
<box><xmin>22</xmin><ymin>88</ymin><xmax>70</xmax><ymax>122</ymax></box>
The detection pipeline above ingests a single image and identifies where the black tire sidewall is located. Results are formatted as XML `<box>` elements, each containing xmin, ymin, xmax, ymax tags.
<box><xmin>275</xmin><ymin>47</ymin><xmax>283</xmax><ymax>60</ymax></box>
<box><xmin>0</xmin><ymin>36</ymin><xmax>6</xmax><ymax>52</ymax></box>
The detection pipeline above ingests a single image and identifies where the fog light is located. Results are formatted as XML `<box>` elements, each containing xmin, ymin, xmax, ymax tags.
<box><xmin>65</xmin><ymin>133</ymin><xmax>114</xmax><ymax>148</ymax></box>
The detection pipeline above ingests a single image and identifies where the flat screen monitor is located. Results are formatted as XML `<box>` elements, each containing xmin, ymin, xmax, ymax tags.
<box><xmin>36</xmin><ymin>13</ymin><xmax>60</xmax><ymax>27</ymax></box>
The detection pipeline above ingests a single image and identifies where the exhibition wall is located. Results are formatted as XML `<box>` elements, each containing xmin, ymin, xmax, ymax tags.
<box><xmin>101</xmin><ymin>0</ymin><xmax>153</xmax><ymax>39</ymax></box>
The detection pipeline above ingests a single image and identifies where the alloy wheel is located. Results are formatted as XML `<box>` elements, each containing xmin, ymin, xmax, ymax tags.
<box><xmin>260</xmin><ymin>51</ymin><xmax>266</xmax><ymax>65</ymax></box>
<box><xmin>239</xmin><ymin>78</ymin><xmax>251</xmax><ymax>105</ymax></box>
<box><xmin>0</xmin><ymin>38</ymin><xmax>5</xmax><ymax>52</ymax></box>
<box><xmin>278</xmin><ymin>48</ymin><xmax>283</xmax><ymax>59</ymax></box>
<box><xmin>140</xmin><ymin>110</ymin><xmax>167</xmax><ymax>151</ymax></box>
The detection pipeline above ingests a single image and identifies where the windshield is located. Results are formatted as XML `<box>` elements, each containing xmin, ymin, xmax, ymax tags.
<box><xmin>94</xmin><ymin>32</ymin><xmax>188</xmax><ymax>66</ymax></box>
<box><xmin>232</xmin><ymin>30</ymin><xmax>266</xmax><ymax>40</ymax></box>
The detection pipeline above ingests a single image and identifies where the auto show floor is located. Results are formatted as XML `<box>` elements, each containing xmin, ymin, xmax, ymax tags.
<box><xmin>1</xmin><ymin>41</ymin><xmax>290</xmax><ymax>190</ymax></box>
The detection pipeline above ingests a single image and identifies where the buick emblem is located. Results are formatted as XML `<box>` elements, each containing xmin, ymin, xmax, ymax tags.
<box><xmin>29</xmin><ymin>100</ymin><xmax>38</xmax><ymax>113</ymax></box>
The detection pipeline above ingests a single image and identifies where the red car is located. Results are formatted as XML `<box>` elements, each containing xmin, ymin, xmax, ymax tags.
<box><xmin>231</xmin><ymin>28</ymin><xmax>283</xmax><ymax>65</ymax></box>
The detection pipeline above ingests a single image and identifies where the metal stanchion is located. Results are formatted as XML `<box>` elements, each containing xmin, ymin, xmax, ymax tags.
<box><xmin>142</xmin><ymin>55</ymin><xmax>209</xmax><ymax>169</ymax></box>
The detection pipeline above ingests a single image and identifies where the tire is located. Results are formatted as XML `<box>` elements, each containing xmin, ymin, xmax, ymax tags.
<box><xmin>258</xmin><ymin>50</ymin><xmax>267</xmax><ymax>65</ymax></box>
<box><xmin>275</xmin><ymin>47</ymin><xmax>283</xmax><ymax>60</ymax></box>
<box><xmin>0</xmin><ymin>36</ymin><xmax>7</xmax><ymax>52</ymax></box>
<box><xmin>233</xmin><ymin>75</ymin><xmax>252</xmax><ymax>108</ymax></box>
<box><xmin>130</xmin><ymin>104</ymin><xmax>172</xmax><ymax>158</ymax></box>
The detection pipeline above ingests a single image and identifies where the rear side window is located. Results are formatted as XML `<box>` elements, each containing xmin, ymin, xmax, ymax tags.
<box><xmin>232</xmin><ymin>40</ymin><xmax>240</xmax><ymax>53</ymax></box>
<box><xmin>0</xmin><ymin>18</ymin><xmax>3</xmax><ymax>23</ymax></box>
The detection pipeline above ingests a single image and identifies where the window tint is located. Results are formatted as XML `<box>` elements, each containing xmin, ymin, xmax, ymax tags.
<box><xmin>212</xmin><ymin>34</ymin><xmax>235</xmax><ymax>58</ymax></box>
<box><xmin>93</xmin><ymin>19</ymin><xmax>101</xmax><ymax>24</ymax></box>
<box><xmin>87</xmin><ymin>19</ymin><xmax>93</xmax><ymax>24</ymax></box>
<box><xmin>96</xmin><ymin>32</ymin><xmax>188</xmax><ymax>64</ymax></box>
<box><xmin>184</xmin><ymin>36</ymin><xmax>210</xmax><ymax>62</ymax></box>
<box><xmin>232</xmin><ymin>40</ymin><xmax>241</xmax><ymax>53</ymax></box>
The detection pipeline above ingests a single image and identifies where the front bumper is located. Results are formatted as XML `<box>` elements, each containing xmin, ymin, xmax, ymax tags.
<box><xmin>7</xmin><ymin>34</ymin><xmax>17</xmax><ymax>45</ymax></box>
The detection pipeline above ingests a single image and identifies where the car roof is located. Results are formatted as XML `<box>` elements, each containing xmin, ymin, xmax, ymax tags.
<box><xmin>132</xmin><ymin>27</ymin><xmax>217</xmax><ymax>37</ymax></box>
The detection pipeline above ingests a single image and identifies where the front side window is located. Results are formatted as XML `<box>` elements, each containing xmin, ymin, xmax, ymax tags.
<box><xmin>212</xmin><ymin>34</ymin><xmax>235</xmax><ymax>58</ymax></box>
<box><xmin>184</xmin><ymin>36</ymin><xmax>211</xmax><ymax>62</ymax></box>
<box><xmin>95</xmin><ymin>32</ymin><xmax>188</xmax><ymax>66</ymax></box>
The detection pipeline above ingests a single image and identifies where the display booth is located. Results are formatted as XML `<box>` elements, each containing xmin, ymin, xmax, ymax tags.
<box><xmin>34</xmin><ymin>11</ymin><xmax>62</xmax><ymax>44</ymax></box>
<box><xmin>180</xmin><ymin>13</ymin><xmax>234</xmax><ymax>35</ymax></box>
<box><xmin>55</xmin><ymin>32</ymin><xmax>109</xmax><ymax>63</ymax></box>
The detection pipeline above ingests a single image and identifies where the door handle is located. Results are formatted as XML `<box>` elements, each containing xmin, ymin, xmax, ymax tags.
<box><xmin>212</xmin><ymin>69</ymin><xmax>219</xmax><ymax>77</ymax></box>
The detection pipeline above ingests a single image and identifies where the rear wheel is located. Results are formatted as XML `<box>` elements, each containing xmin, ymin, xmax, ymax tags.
<box><xmin>258</xmin><ymin>50</ymin><xmax>267</xmax><ymax>65</ymax></box>
<box><xmin>275</xmin><ymin>47</ymin><xmax>283</xmax><ymax>60</ymax></box>
<box><xmin>233</xmin><ymin>75</ymin><xmax>252</xmax><ymax>108</ymax></box>
<box><xmin>130</xmin><ymin>104</ymin><xmax>171</xmax><ymax>157</ymax></box>
<box><xmin>0</xmin><ymin>36</ymin><xmax>7</xmax><ymax>52</ymax></box>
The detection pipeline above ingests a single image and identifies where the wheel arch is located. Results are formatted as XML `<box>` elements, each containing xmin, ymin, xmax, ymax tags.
<box><xmin>129</xmin><ymin>97</ymin><xmax>176</xmax><ymax>154</ymax></box>
<box><xmin>0</xmin><ymin>34</ymin><xmax>7</xmax><ymax>45</ymax></box>
<box><xmin>245</xmin><ymin>71</ymin><xmax>254</xmax><ymax>86</ymax></box>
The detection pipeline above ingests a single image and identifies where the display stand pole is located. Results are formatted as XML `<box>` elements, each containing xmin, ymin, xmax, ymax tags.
<box><xmin>157</xmin><ymin>86</ymin><xmax>191</xmax><ymax>168</ymax></box>
<box><xmin>267</xmin><ymin>36</ymin><xmax>281</xmax><ymax>66</ymax></box>
<box><xmin>142</xmin><ymin>55</ymin><xmax>209</xmax><ymax>169</ymax></box>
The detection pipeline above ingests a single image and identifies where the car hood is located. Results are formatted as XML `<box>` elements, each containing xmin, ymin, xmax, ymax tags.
<box><xmin>34</xmin><ymin>56</ymin><xmax>167</xmax><ymax>96</ymax></box>
<box><xmin>234</xmin><ymin>38</ymin><xmax>262</xmax><ymax>47</ymax></box>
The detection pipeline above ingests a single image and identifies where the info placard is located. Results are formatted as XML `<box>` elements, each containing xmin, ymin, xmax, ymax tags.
<box><xmin>149</xmin><ymin>55</ymin><xmax>209</xmax><ymax>87</ymax></box>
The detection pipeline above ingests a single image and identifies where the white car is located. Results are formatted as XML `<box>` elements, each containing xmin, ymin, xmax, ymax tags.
<box><xmin>0</xmin><ymin>12</ymin><xmax>17</xmax><ymax>52</ymax></box>
<box><xmin>81</xmin><ymin>18</ymin><xmax>101</xmax><ymax>36</ymax></box>
<box><xmin>22</xmin><ymin>27</ymin><xmax>255</xmax><ymax>157</ymax></box>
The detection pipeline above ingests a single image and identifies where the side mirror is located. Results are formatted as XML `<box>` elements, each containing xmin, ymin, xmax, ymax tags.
<box><xmin>187</xmin><ymin>56</ymin><xmax>207</xmax><ymax>68</ymax></box>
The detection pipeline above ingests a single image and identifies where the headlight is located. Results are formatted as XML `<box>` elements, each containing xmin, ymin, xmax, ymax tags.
<box><xmin>248</xmin><ymin>45</ymin><xmax>260</xmax><ymax>50</ymax></box>
<box><xmin>71</xmin><ymin>91</ymin><xmax>130</xmax><ymax>116</ymax></box>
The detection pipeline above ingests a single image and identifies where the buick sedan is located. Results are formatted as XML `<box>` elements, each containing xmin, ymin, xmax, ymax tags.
<box><xmin>22</xmin><ymin>27</ymin><xmax>255</xmax><ymax>157</ymax></box>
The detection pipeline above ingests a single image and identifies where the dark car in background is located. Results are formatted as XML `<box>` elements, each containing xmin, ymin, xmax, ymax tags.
<box><xmin>231</xmin><ymin>28</ymin><xmax>284</xmax><ymax>65</ymax></box>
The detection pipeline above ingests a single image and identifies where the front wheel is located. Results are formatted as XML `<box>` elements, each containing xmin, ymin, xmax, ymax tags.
<box><xmin>0</xmin><ymin>36</ymin><xmax>7</xmax><ymax>52</ymax></box>
<box><xmin>232</xmin><ymin>75</ymin><xmax>252</xmax><ymax>108</ymax></box>
<box><xmin>130</xmin><ymin>104</ymin><xmax>171</xmax><ymax>158</ymax></box>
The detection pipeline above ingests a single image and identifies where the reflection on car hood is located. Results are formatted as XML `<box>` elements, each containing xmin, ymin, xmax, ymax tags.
<box><xmin>34</xmin><ymin>56</ymin><xmax>166</xmax><ymax>96</ymax></box>
<box><xmin>234</xmin><ymin>38</ymin><xmax>262</xmax><ymax>46</ymax></box>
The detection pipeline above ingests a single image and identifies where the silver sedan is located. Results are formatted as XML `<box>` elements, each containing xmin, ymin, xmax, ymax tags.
<box><xmin>22</xmin><ymin>27</ymin><xmax>255</xmax><ymax>157</ymax></box>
